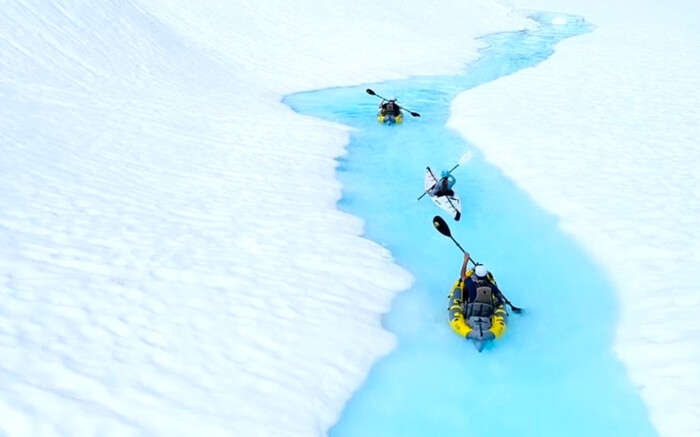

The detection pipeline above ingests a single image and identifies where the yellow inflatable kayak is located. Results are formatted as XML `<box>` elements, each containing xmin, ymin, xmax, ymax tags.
<box><xmin>377</xmin><ymin>111</ymin><xmax>403</xmax><ymax>124</ymax></box>
<box><xmin>447</xmin><ymin>277</ymin><xmax>507</xmax><ymax>352</ymax></box>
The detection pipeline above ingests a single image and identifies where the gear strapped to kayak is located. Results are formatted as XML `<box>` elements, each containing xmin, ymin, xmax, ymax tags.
<box><xmin>425</xmin><ymin>167</ymin><xmax>461</xmax><ymax>221</ymax></box>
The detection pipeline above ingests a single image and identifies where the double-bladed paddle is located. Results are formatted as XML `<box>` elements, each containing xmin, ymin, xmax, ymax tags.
<box><xmin>432</xmin><ymin>216</ymin><xmax>523</xmax><ymax>313</ymax></box>
<box><xmin>417</xmin><ymin>151</ymin><xmax>472</xmax><ymax>201</ymax></box>
<box><xmin>366</xmin><ymin>88</ymin><xmax>421</xmax><ymax>117</ymax></box>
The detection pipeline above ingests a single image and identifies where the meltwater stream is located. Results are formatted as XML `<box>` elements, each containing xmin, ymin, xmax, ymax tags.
<box><xmin>285</xmin><ymin>12</ymin><xmax>656</xmax><ymax>437</ymax></box>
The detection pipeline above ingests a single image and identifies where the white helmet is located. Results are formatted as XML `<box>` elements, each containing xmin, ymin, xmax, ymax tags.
<box><xmin>474</xmin><ymin>265</ymin><xmax>488</xmax><ymax>278</ymax></box>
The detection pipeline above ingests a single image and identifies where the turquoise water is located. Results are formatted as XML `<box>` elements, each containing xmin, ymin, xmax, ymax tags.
<box><xmin>285</xmin><ymin>12</ymin><xmax>656</xmax><ymax>437</ymax></box>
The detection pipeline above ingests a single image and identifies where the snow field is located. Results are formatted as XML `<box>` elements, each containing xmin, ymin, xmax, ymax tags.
<box><xmin>1</xmin><ymin>1</ymin><xmax>529</xmax><ymax>435</ymax></box>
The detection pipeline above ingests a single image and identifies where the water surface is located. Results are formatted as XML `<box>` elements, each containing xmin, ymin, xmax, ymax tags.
<box><xmin>286</xmin><ymin>12</ymin><xmax>655</xmax><ymax>437</ymax></box>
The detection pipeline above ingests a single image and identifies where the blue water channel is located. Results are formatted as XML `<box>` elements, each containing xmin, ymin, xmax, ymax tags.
<box><xmin>285</xmin><ymin>12</ymin><xmax>656</xmax><ymax>437</ymax></box>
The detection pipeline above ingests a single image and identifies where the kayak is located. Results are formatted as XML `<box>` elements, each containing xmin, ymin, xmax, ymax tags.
<box><xmin>377</xmin><ymin>111</ymin><xmax>403</xmax><ymax>124</ymax></box>
<box><xmin>447</xmin><ymin>278</ymin><xmax>508</xmax><ymax>352</ymax></box>
<box><xmin>424</xmin><ymin>167</ymin><xmax>461</xmax><ymax>221</ymax></box>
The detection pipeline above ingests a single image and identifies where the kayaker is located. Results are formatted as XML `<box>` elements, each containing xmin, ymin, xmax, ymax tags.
<box><xmin>460</xmin><ymin>253</ymin><xmax>504</xmax><ymax>307</ymax></box>
<box><xmin>430</xmin><ymin>170</ymin><xmax>456</xmax><ymax>197</ymax></box>
<box><xmin>380</xmin><ymin>99</ymin><xmax>402</xmax><ymax>117</ymax></box>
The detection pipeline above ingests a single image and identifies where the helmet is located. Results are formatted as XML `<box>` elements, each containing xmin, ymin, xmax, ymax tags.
<box><xmin>474</xmin><ymin>265</ymin><xmax>488</xmax><ymax>277</ymax></box>
<box><xmin>440</xmin><ymin>170</ymin><xmax>450</xmax><ymax>178</ymax></box>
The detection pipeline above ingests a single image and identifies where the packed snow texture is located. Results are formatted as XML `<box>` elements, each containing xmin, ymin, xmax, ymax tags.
<box><xmin>0</xmin><ymin>1</ymin><xmax>529</xmax><ymax>435</ymax></box>
<box><xmin>448</xmin><ymin>1</ymin><xmax>700</xmax><ymax>435</ymax></box>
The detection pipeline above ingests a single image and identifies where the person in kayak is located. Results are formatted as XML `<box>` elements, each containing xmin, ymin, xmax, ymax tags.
<box><xmin>460</xmin><ymin>253</ymin><xmax>504</xmax><ymax>308</ymax></box>
<box><xmin>379</xmin><ymin>98</ymin><xmax>402</xmax><ymax>117</ymax></box>
<box><xmin>430</xmin><ymin>170</ymin><xmax>456</xmax><ymax>197</ymax></box>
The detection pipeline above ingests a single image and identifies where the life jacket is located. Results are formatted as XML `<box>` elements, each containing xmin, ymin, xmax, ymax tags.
<box><xmin>474</xmin><ymin>283</ymin><xmax>494</xmax><ymax>304</ymax></box>
<box><xmin>467</xmin><ymin>272</ymin><xmax>498</xmax><ymax>305</ymax></box>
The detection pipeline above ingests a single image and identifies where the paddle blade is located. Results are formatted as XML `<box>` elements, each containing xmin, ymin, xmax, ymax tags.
<box><xmin>459</xmin><ymin>151</ymin><xmax>473</xmax><ymax>165</ymax></box>
<box><xmin>366</xmin><ymin>88</ymin><xmax>376</xmax><ymax>96</ymax></box>
<box><xmin>433</xmin><ymin>216</ymin><xmax>451</xmax><ymax>237</ymax></box>
<box><xmin>409</xmin><ymin>111</ymin><xmax>421</xmax><ymax>117</ymax></box>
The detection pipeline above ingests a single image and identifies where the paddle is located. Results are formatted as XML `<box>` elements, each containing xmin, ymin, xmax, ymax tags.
<box><xmin>366</xmin><ymin>88</ymin><xmax>421</xmax><ymax>117</ymax></box>
<box><xmin>417</xmin><ymin>151</ymin><xmax>472</xmax><ymax>201</ymax></box>
<box><xmin>432</xmin><ymin>216</ymin><xmax>523</xmax><ymax>314</ymax></box>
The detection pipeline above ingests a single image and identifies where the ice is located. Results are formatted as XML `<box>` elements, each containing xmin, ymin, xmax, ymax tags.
<box><xmin>448</xmin><ymin>0</ymin><xmax>700</xmax><ymax>435</ymax></box>
<box><xmin>0</xmin><ymin>1</ymin><xmax>529</xmax><ymax>435</ymax></box>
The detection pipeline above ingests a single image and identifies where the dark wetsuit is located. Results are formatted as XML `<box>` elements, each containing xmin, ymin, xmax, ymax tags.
<box><xmin>430</xmin><ymin>175</ymin><xmax>456</xmax><ymax>197</ymax></box>
<box><xmin>432</xmin><ymin>178</ymin><xmax>454</xmax><ymax>197</ymax></box>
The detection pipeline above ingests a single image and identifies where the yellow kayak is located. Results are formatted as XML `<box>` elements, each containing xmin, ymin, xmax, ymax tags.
<box><xmin>447</xmin><ymin>276</ymin><xmax>507</xmax><ymax>352</ymax></box>
<box><xmin>377</xmin><ymin>111</ymin><xmax>403</xmax><ymax>124</ymax></box>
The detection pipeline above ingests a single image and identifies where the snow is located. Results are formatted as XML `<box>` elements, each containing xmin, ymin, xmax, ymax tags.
<box><xmin>0</xmin><ymin>1</ymin><xmax>529</xmax><ymax>435</ymax></box>
<box><xmin>448</xmin><ymin>1</ymin><xmax>700</xmax><ymax>435</ymax></box>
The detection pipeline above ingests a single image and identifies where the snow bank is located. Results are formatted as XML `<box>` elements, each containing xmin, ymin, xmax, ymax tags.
<box><xmin>0</xmin><ymin>1</ymin><xmax>528</xmax><ymax>435</ymax></box>
<box><xmin>448</xmin><ymin>1</ymin><xmax>700</xmax><ymax>435</ymax></box>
